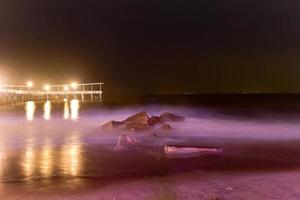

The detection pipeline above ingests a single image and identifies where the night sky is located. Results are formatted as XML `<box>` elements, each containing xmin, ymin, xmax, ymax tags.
<box><xmin>0</xmin><ymin>0</ymin><xmax>300</xmax><ymax>96</ymax></box>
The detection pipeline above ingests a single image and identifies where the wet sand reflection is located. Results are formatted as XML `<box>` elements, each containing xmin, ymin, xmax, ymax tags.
<box><xmin>61</xmin><ymin>132</ymin><xmax>82</xmax><ymax>177</ymax></box>
<box><xmin>20</xmin><ymin>134</ymin><xmax>83</xmax><ymax>179</ymax></box>
<box><xmin>18</xmin><ymin>100</ymin><xmax>84</xmax><ymax>180</ymax></box>
<box><xmin>40</xmin><ymin>139</ymin><xmax>54</xmax><ymax>177</ymax></box>
<box><xmin>23</xmin><ymin>139</ymin><xmax>35</xmax><ymax>177</ymax></box>
<box><xmin>0</xmin><ymin>140</ymin><xmax>6</xmax><ymax>180</ymax></box>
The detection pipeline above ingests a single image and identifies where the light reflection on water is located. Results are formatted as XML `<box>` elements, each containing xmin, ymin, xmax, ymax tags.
<box><xmin>43</xmin><ymin>101</ymin><xmax>51</xmax><ymax>120</ymax></box>
<box><xmin>26</xmin><ymin>100</ymin><xmax>80</xmax><ymax>121</ymax></box>
<box><xmin>3</xmin><ymin>99</ymin><xmax>300</xmax><ymax>185</ymax></box>
<box><xmin>20</xmin><ymin>136</ymin><xmax>83</xmax><ymax>179</ymax></box>
<box><xmin>25</xmin><ymin>101</ymin><xmax>35</xmax><ymax>121</ymax></box>
<box><xmin>21</xmin><ymin>135</ymin><xmax>83</xmax><ymax>179</ymax></box>
<box><xmin>23</xmin><ymin>139</ymin><xmax>35</xmax><ymax>177</ymax></box>
<box><xmin>63</xmin><ymin>102</ymin><xmax>70</xmax><ymax>119</ymax></box>
<box><xmin>0</xmin><ymin>140</ymin><xmax>5</xmax><ymax>179</ymax></box>
<box><xmin>18</xmin><ymin>100</ymin><xmax>83</xmax><ymax>180</ymax></box>
<box><xmin>61</xmin><ymin>132</ymin><xmax>82</xmax><ymax>176</ymax></box>
<box><xmin>70</xmin><ymin>99</ymin><xmax>79</xmax><ymax>120</ymax></box>
<box><xmin>40</xmin><ymin>139</ymin><xmax>53</xmax><ymax>177</ymax></box>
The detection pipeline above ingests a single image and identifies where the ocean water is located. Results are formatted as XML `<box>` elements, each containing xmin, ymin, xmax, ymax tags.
<box><xmin>1</xmin><ymin>95</ymin><xmax>300</xmax><ymax>186</ymax></box>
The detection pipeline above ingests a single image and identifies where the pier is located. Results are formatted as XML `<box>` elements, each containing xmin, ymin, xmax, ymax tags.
<box><xmin>0</xmin><ymin>82</ymin><xmax>103</xmax><ymax>104</ymax></box>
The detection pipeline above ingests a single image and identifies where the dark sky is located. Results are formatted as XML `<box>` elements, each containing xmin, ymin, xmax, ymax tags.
<box><xmin>0</xmin><ymin>0</ymin><xmax>300</xmax><ymax>95</ymax></box>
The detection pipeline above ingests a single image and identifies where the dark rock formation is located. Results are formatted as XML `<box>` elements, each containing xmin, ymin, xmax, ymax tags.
<box><xmin>123</xmin><ymin>111</ymin><xmax>149</xmax><ymax>124</ymax></box>
<box><xmin>101</xmin><ymin>120</ymin><xmax>125</xmax><ymax>130</ymax></box>
<box><xmin>114</xmin><ymin>134</ymin><xmax>141</xmax><ymax>151</ymax></box>
<box><xmin>159</xmin><ymin>112</ymin><xmax>185</xmax><ymax>122</ymax></box>
<box><xmin>123</xmin><ymin>111</ymin><xmax>151</xmax><ymax>131</ymax></box>
<box><xmin>101</xmin><ymin>111</ymin><xmax>185</xmax><ymax>132</ymax></box>
<box><xmin>159</xmin><ymin>124</ymin><xmax>172</xmax><ymax>131</ymax></box>
<box><xmin>101</xmin><ymin>111</ymin><xmax>150</xmax><ymax>131</ymax></box>
<box><xmin>148</xmin><ymin>116</ymin><xmax>162</xmax><ymax>126</ymax></box>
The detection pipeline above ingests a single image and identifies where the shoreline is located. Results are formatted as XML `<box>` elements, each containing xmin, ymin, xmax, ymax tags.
<box><xmin>2</xmin><ymin>170</ymin><xmax>300</xmax><ymax>200</ymax></box>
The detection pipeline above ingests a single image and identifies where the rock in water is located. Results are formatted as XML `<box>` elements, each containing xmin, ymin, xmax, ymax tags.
<box><xmin>101</xmin><ymin>111</ymin><xmax>150</xmax><ymax>131</ymax></box>
<box><xmin>148</xmin><ymin>116</ymin><xmax>162</xmax><ymax>126</ymax></box>
<box><xmin>124</xmin><ymin>111</ymin><xmax>149</xmax><ymax>124</ymax></box>
<box><xmin>114</xmin><ymin>134</ymin><xmax>141</xmax><ymax>151</ymax></box>
<box><xmin>123</xmin><ymin>111</ymin><xmax>151</xmax><ymax>131</ymax></box>
<box><xmin>159</xmin><ymin>112</ymin><xmax>185</xmax><ymax>122</ymax></box>
<box><xmin>101</xmin><ymin>111</ymin><xmax>185</xmax><ymax>132</ymax></box>
<box><xmin>159</xmin><ymin>124</ymin><xmax>172</xmax><ymax>131</ymax></box>
<box><xmin>101</xmin><ymin>121</ymin><xmax>125</xmax><ymax>130</ymax></box>
<box><xmin>164</xmin><ymin>145</ymin><xmax>223</xmax><ymax>158</ymax></box>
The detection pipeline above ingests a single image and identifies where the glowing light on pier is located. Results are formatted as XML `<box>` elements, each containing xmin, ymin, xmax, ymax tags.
<box><xmin>64</xmin><ymin>86</ymin><xmax>69</xmax><ymax>91</ymax></box>
<box><xmin>26</xmin><ymin>101</ymin><xmax>36</xmax><ymax>121</ymax></box>
<box><xmin>71</xmin><ymin>82</ymin><xmax>78</xmax><ymax>89</ymax></box>
<box><xmin>26</xmin><ymin>81</ymin><xmax>33</xmax><ymax>88</ymax></box>
<box><xmin>44</xmin><ymin>84</ymin><xmax>50</xmax><ymax>91</ymax></box>
<box><xmin>43</xmin><ymin>101</ymin><xmax>51</xmax><ymax>120</ymax></box>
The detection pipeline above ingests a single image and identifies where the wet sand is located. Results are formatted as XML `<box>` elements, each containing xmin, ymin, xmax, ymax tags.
<box><xmin>2</xmin><ymin>170</ymin><xmax>300</xmax><ymax>199</ymax></box>
<box><xmin>1</xmin><ymin>138</ymin><xmax>300</xmax><ymax>199</ymax></box>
